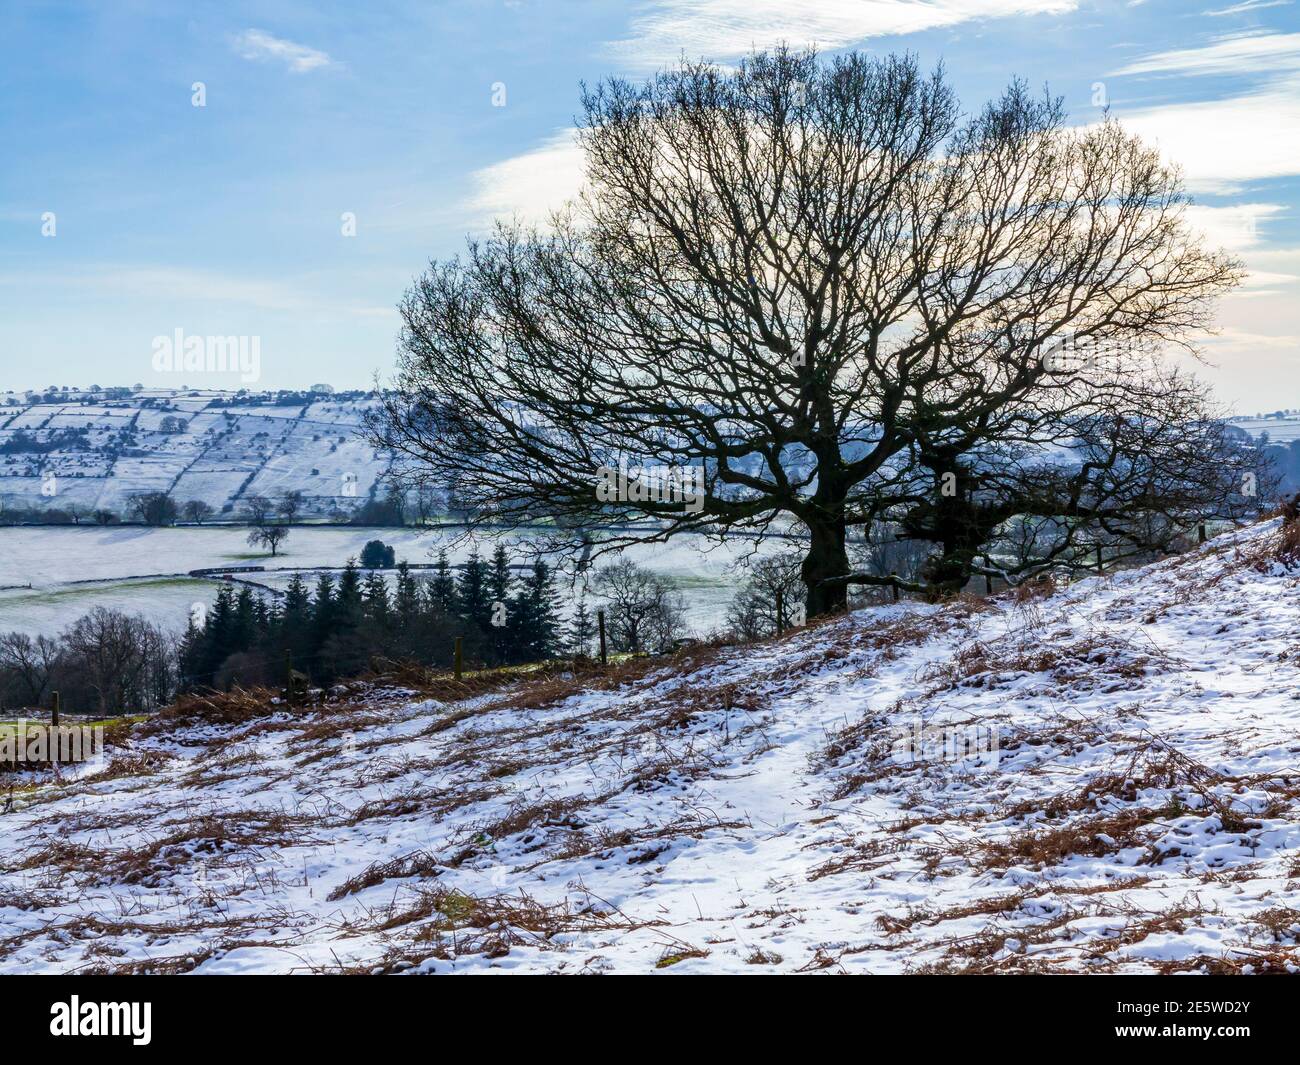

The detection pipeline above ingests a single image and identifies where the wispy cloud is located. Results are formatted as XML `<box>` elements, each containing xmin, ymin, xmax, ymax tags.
<box><xmin>1111</xmin><ymin>30</ymin><xmax>1300</xmax><ymax>76</ymax></box>
<box><xmin>1117</xmin><ymin>74</ymin><xmax>1300</xmax><ymax>193</ymax></box>
<box><xmin>1185</xmin><ymin>202</ymin><xmax>1285</xmax><ymax>252</ymax></box>
<box><xmin>606</xmin><ymin>0</ymin><xmax>1077</xmax><ymax>70</ymax></box>
<box><xmin>1204</xmin><ymin>0</ymin><xmax>1292</xmax><ymax>17</ymax></box>
<box><xmin>232</xmin><ymin>29</ymin><xmax>333</xmax><ymax>74</ymax></box>
<box><xmin>465</xmin><ymin>129</ymin><xmax>586</xmax><ymax>227</ymax></box>
<box><xmin>0</xmin><ymin>265</ymin><xmax>394</xmax><ymax>318</ymax></box>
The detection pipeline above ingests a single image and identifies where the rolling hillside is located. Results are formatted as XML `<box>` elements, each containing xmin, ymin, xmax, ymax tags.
<box><xmin>3</xmin><ymin>518</ymin><xmax>1299</xmax><ymax>974</ymax></box>
<box><xmin>0</xmin><ymin>388</ymin><xmax>389</xmax><ymax>520</ymax></box>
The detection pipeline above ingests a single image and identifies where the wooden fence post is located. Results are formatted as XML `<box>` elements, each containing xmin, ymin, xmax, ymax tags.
<box><xmin>1198</xmin><ymin>522</ymin><xmax>1207</xmax><ymax>544</ymax></box>
<box><xmin>774</xmin><ymin>589</ymin><xmax>785</xmax><ymax>635</ymax></box>
<box><xmin>1096</xmin><ymin>544</ymin><xmax>1104</xmax><ymax>574</ymax></box>
<box><xmin>453</xmin><ymin>636</ymin><xmax>464</xmax><ymax>681</ymax></box>
<box><xmin>890</xmin><ymin>574</ymin><xmax>899</xmax><ymax>603</ymax></box>
<box><xmin>597</xmin><ymin>610</ymin><xmax>607</xmax><ymax>667</ymax></box>
<box><xmin>51</xmin><ymin>690</ymin><xmax>60</xmax><ymax>728</ymax></box>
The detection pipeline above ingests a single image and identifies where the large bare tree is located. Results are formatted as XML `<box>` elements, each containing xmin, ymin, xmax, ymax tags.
<box><xmin>372</xmin><ymin>48</ymin><xmax>1245</xmax><ymax>614</ymax></box>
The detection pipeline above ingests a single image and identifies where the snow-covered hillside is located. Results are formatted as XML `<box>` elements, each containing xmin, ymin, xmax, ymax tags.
<box><xmin>4</xmin><ymin>520</ymin><xmax>1300</xmax><ymax>974</ymax></box>
<box><xmin>0</xmin><ymin>388</ymin><xmax>388</xmax><ymax>518</ymax></box>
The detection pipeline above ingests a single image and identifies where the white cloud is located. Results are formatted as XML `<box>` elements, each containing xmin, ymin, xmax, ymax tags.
<box><xmin>1111</xmin><ymin>30</ymin><xmax>1300</xmax><ymax>77</ymax></box>
<box><xmin>1204</xmin><ymin>0</ymin><xmax>1292</xmax><ymax>17</ymax></box>
<box><xmin>607</xmin><ymin>0</ymin><xmax>1077</xmax><ymax>70</ymax></box>
<box><xmin>1184</xmin><ymin>202</ymin><xmax>1284</xmax><ymax>252</ymax></box>
<box><xmin>233</xmin><ymin>29</ymin><xmax>333</xmax><ymax>74</ymax></box>
<box><xmin>465</xmin><ymin>129</ymin><xmax>586</xmax><ymax>227</ymax></box>
<box><xmin>1116</xmin><ymin>75</ymin><xmax>1300</xmax><ymax>194</ymax></box>
<box><xmin>1105</xmin><ymin>32</ymin><xmax>1300</xmax><ymax>195</ymax></box>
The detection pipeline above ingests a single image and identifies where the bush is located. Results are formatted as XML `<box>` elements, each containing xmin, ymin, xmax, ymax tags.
<box><xmin>360</xmin><ymin>540</ymin><xmax>396</xmax><ymax>568</ymax></box>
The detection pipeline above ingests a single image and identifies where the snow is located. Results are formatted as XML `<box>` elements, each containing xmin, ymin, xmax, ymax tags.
<box><xmin>3</xmin><ymin>520</ymin><xmax>1300</xmax><ymax>974</ymax></box>
<box><xmin>0</xmin><ymin>525</ymin><xmax>763</xmax><ymax>637</ymax></box>
<box><xmin>0</xmin><ymin>390</ymin><xmax>388</xmax><ymax>517</ymax></box>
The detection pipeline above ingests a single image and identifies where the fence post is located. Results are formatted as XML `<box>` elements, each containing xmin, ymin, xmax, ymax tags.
<box><xmin>890</xmin><ymin>574</ymin><xmax>899</xmax><ymax>603</ymax></box>
<box><xmin>774</xmin><ymin>589</ymin><xmax>785</xmax><ymax>635</ymax></box>
<box><xmin>1198</xmin><ymin>522</ymin><xmax>1207</xmax><ymax>544</ymax></box>
<box><xmin>453</xmin><ymin>636</ymin><xmax>464</xmax><ymax>682</ymax></box>
<box><xmin>597</xmin><ymin>610</ymin><xmax>607</xmax><ymax>667</ymax></box>
<box><xmin>1096</xmin><ymin>544</ymin><xmax>1104</xmax><ymax>574</ymax></box>
<box><xmin>51</xmin><ymin>690</ymin><xmax>60</xmax><ymax>728</ymax></box>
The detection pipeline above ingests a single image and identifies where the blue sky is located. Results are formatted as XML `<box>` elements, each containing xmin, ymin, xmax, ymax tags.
<box><xmin>2</xmin><ymin>0</ymin><xmax>1298</xmax><ymax>411</ymax></box>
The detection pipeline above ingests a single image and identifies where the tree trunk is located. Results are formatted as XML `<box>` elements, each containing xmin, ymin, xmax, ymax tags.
<box><xmin>801</xmin><ymin>516</ymin><xmax>850</xmax><ymax>618</ymax></box>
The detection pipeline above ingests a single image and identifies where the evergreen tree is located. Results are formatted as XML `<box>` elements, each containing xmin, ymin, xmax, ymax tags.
<box><xmin>232</xmin><ymin>587</ymin><xmax>257</xmax><ymax>653</ymax></box>
<box><xmin>457</xmin><ymin>550</ymin><xmax>490</xmax><ymax>629</ymax></box>
<box><xmin>253</xmin><ymin>594</ymin><xmax>272</xmax><ymax>634</ymax></box>
<box><xmin>363</xmin><ymin>569</ymin><xmax>392</xmax><ymax>631</ymax></box>
<box><xmin>511</xmin><ymin>561</ymin><xmax>562</xmax><ymax>663</ymax></box>
<box><xmin>310</xmin><ymin>572</ymin><xmax>336</xmax><ymax>663</ymax></box>
<box><xmin>394</xmin><ymin>562</ymin><xmax>420</xmax><ymax>624</ymax></box>
<box><xmin>486</xmin><ymin>544</ymin><xmax>514</xmax><ymax>663</ymax></box>
<box><xmin>569</xmin><ymin>592</ymin><xmax>595</xmax><ymax>657</ymax></box>
<box><xmin>335</xmin><ymin>560</ymin><xmax>364</xmax><ymax>630</ymax></box>
<box><xmin>204</xmin><ymin>583</ymin><xmax>238</xmax><ymax>679</ymax></box>
<box><xmin>323</xmin><ymin>560</ymin><xmax>367</xmax><ymax>679</ymax></box>
<box><xmin>280</xmin><ymin>572</ymin><xmax>311</xmax><ymax>649</ymax></box>
<box><xmin>428</xmin><ymin>550</ymin><xmax>456</xmax><ymax>615</ymax></box>
<box><xmin>178</xmin><ymin>616</ymin><xmax>206</xmax><ymax>688</ymax></box>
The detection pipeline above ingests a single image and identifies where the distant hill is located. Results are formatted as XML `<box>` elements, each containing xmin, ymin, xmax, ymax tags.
<box><xmin>0</xmin><ymin>387</ymin><xmax>391</xmax><ymax>521</ymax></box>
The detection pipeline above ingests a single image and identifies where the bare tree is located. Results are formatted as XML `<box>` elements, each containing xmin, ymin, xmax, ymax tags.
<box><xmin>0</xmin><ymin>631</ymin><xmax>61</xmax><ymax>707</ymax></box>
<box><xmin>278</xmin><ymin>489</ymin><xmax>305</xmax><ymax>523</ymax></box>
<box><xmin>726</xmin><ymin>552</ymin><xmax>805</xmax><ymax>639</ymax></box>
<box><xmin>248</xmin><ymin>524</ymin><xmax>289</xmax><ymax>557</ymax></box>
<box><xmin>183</xmin><ymin>499</ymin><xmax>215</xmax><ymax>524</ymax></box>
<box><xmin>128</xmin><ymin>491</ymin><xmax>178</xmax><ymax>526</ymax></box>
<box><xmin>372</xmin><ymin>49</ymin><xmax>1242</xmax><ymax>612</ymax></box>
<box><xmin>243</xmin><ymin>495</ymin><xmax>273</xmax><ymax>526</ymax></box>
<box><xmin>592</xmin><ymin>558</ymin><xmax>685</xmax><ymax>653</ymax></box>
<box><xmin>62</xmin><ymin>608</ymin><xmax>172</xmax><ymax>715</ymax></box>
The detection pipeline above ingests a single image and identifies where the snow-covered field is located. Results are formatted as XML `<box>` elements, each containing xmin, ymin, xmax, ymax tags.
<box><xmin>0</xmin><ymin>525</ymin><xmax>760</xmax><ymax>637</ymax></box>
<box><xmin>3</xmin><ymin>519</ymin><xmax>1299</xmax><ymax>974</ymax></box>
<box><xmin>0</xmin><ymin>389</ymin><xmax>388</xmax><ymax>518</ymax></box>
<box><xmin>1230</xmin><ymin>416</ymin><xmax>1300</xmax><ymax>443</ymax></box>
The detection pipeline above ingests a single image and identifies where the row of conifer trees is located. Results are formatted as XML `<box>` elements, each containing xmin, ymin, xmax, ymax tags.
<box><xmin>179</xmin><ymin>545</ymin><xmax>569</xmax><ymax>689</ymax></box>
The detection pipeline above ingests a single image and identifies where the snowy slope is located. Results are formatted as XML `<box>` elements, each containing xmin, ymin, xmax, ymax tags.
<box><xmin>3</xmin><ymin>520</ymin><xmax>1300</xmax><ymax>974</ymax></box>
<box><xmin>0</xmin><ymin>389</ymin><xmax>388</xmax><ymax>517</ymax></box>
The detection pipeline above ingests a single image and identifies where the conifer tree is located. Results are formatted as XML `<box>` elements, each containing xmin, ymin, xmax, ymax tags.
<box><xmin>457</xmin><ymin>550</ymin><xmax>490</xmax><ymax>629</ymax></box>
<box><xmin>310</xmin><ymin>572</ymin><xmax>336</xmax><ymax>662</ymax></box>
<box><xmin>511</xmin><ymin>561</ymin><xmax>562</xmax><ymax>663</ymax></box>
<box><xmin>429</xmin><ymin>550</ymin><xmax>457</xmax><ymax>615</ymax></box>
<box><xmin>204</xmin><ymin>583</ymin><xmax>238</xmax><ymax>679</ymax></box>
<box><xmin>569</xmin><ymin>593</ymin><xmax>595</xmax><ymax>658</ymax></box>
<box><xmin>394</xmin><ymin>562</ymin><xmax>420</xmax><ymax>624</ymax></box>
<box><xmin>486</xmin><ymin>544</ymin><xmax>514</xmax><ymax>663</ymax></box>
<box><xmin>363</xmin><ymin>570</ymin><xmax>392</xmax><ymax>631</ymax></box>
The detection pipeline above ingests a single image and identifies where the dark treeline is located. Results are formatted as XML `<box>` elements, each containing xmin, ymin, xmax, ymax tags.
<box><xmin>179</xmin><ymin>544</ymin><xmax>566</xmax><ymax>690</ymax></box>
<box><xmin>0</xmin><ymin>609</ymin><xmax>175</xmax><ymax>717</ymax></box>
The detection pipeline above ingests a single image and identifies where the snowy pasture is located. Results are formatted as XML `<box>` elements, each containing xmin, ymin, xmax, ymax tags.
<box><xmin>0</xmin><ymin>524</ymin><xmax>769</xmax><ymax>637</ymax></box>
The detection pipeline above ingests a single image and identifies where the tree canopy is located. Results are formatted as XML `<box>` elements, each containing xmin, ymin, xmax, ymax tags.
<box><xmin>372</xmin><ymin>48</ymin><xmax>1258</xmax><ymax>613</ymax></box>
